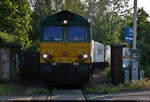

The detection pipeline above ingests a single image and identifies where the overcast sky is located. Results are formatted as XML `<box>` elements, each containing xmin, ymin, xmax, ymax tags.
<box><xmin>129</xmin><ymin>0</ymin><xmax>150</xmax><ymax>14</ymax></box>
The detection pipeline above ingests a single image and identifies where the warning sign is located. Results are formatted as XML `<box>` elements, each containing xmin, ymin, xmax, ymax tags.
<box><xmin>123</xmin><ymin>48</ymin><xmax>131</xmax><ymax>68</ymax></box>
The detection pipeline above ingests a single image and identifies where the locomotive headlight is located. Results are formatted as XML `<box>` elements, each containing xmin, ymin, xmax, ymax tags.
<box><xmin>43</xmin><ymin>54</ymin><xmax>48</xmax><ymax>59</ymax></box>
<box><xmin>64</xmin><ymin>20</ymin><xmax>67</xmax><ymax>24</ymax></box>
<box><xmin>83</xmin><ymin>54</ymin><xmax>88</xmax><ymax>59</ymax></box>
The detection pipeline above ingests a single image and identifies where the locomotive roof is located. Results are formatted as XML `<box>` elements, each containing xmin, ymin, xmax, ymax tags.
<box><xmin>41</xmin><ymin>10</ymin><xmax>89</xmax><ymax>26</ymax></box>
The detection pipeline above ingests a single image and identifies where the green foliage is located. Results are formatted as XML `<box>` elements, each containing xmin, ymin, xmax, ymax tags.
<box><xmin>29</xmin><ymin>0</ymin><xmax>86</xmax><ymax>44</ymax></box>
<box><xmin>0</xmin><ymin>83</ymin><xmax>51</xmax><ymax>96</ymax></box>
<box><xmin>103</xmin><ymin>67</ymin><xmax>111</xmax><ymax>78</ymax></box>
<box><xmin>29</xmin><ymin>0</ymin><xmax>130</xmax><ymax>46</ymax></box>
<box><xmin>89</xmin><ymin>0</ymin><xmax>131</xmax><ymax>45</ymax></box>
<box><xmin>0</xmin><ymin>84</ymin><xmax>16</xmax><ymax>96</ymax></box>
<box><xmin>25</xmin><ymin>87</ymin><xmax>49</xmax><ymax>95</ymax></box>
<box><xmin>62</xmin><ymin>0</ymin><xmax>86</xmax><ymax>17</ymax></box>
<box><xmin>103</xmin><ymin>67</ymin><xmax>124</xmax><ymax>83</ymax></box>
<box><xmin>136</xmin><ymin>8</ymin><xmax>150</xmax><ymax>78</ymax></box>
<box><xmin>141</xmin><ymin>66</ymin><xmax>150</xmax><ymax>78</ymax></box>
<box><xmin>86</xmin><ymin>79</ymin><xmax>150</xmax><ymax>94</ymax></box>
<box><xmin>29</xmin><ymin>0</ymin><xmax>56</xmax><ymax>43</ymax></box>
<box><xmin>0</xmin><ymin>32</ymin><xmax>16</xmax><ymax>43</ymax></box>
<box><xmin>0</xmin><ymin>0</ymin><xmax>32</xmax><ymax>50</ymax></box>
<box><xmin>118</xmin><ymin>8</ymin><xmax>150</xmax><ymax>78</ymax></box>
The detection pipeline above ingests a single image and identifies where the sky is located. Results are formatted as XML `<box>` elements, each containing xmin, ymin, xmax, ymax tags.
<box><xmin>129</xmin><ymin>0</ymin><xmax>150</xmax><ymax>14</ymax></box>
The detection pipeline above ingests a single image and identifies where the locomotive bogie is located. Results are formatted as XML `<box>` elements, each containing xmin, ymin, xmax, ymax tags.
<box><xmin>40</xmin><ymin>63</ymin><xmax>91</xmax><ymax>85</ymax></box>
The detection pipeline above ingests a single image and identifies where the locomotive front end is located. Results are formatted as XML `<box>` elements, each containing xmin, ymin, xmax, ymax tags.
<box><xmin>40</xmin><ymin>11</ymin><xmax>91</xmax><ymax>85</ymax></box>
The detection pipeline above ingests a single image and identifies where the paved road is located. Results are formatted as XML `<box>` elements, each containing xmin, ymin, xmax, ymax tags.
<box><xmin>0</xmin><ymin>89</ymin><xmax>150</xmax><ymax>101</ymax></box>
<box><xmin>87</xmin><ymin>90</ymin><xmax>150</xmax><ymax>101</ymax></box>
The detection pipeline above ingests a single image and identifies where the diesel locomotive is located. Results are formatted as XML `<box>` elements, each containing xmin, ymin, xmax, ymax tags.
<box><xmin>40</xmin><ymin>11</ymin><xmax>107</xmax><ymax>85</ymax></box>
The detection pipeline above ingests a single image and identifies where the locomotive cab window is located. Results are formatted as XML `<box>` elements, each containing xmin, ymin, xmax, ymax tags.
<box><xmin>43</xmin><ymin>26</ymin><xmax>63</xmax><ymax>41</ymax></box>
<box><xmin>68</xmin><ymin>26</ymin><xmax>88</xmax><ymax>41</ymax></box>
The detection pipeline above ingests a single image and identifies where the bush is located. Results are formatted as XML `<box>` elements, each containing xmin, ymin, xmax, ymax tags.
<box><xmin>86</xmin><ymin>78</ymin><xmax>150</xmax><ymax>94</ymax></box>
<box><xmin>0</xmin><ymin>32</ymin><xmax>16</xmax><ymax>43</ymax></box>
<box><xmin>0</xmin><ymin>84</ymin><xmax>16</xmax><ymax>96</ymax></box>
<box><xmin>25</xmin><ymin>87</ymin><xmax>49</xmax><ymax>95</ymax></box>
<box><xmin>140</xmin><ymin>65</ymin><xmax>150</xmax><ymax>78</ymax></box>
<box><xmin>103</xmin><ymin>67</ymin><xmax>111</xmax><ymax>78</ymax></box>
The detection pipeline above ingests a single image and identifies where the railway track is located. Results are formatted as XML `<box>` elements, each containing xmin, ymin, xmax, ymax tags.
<box><xmin>50</xmin><ymin>89</ymin><xmax>86</xmax><ymax>100</ymax></box>
<box><xmin>0</xmin><ymin>89</ymin><xmax>87</xmax><ymax>101</ymax></box>
<box><xmin>46</xmin><ymin>85</ymin><xmax>87</xmax><ymax>100</ymax></box>
<box><xmin>1</xmin><ymin>88</ymin><xmax>150</xmax><ymax>101</ymax></box>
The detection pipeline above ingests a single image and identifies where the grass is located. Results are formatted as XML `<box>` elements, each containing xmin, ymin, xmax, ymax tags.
<box><xmin>103</xmin><ymin>67</ymin><xmax>111</xmax><ymax>78</ymax></box>
<box><xmin>25</xmin><ymin>87</ymin><xmax>50</xmax><ymax>95</ymax></box>
<box><xmin>86</xmin><ymin>78</ymin><xmax>150</xmax><ymax>94</ymax></box>
<box><xmin>0</xmin><ymin>84</ymin><xmax>16</xmax><ymax>96</ymax></box>
<box><xmin>0</xmin><ymin>83</ymin><xmax>50</xmax><ymax>96</ymax></box>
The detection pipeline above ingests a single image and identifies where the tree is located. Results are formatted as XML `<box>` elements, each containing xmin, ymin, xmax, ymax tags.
<box><xmin>120</xmin><ymin>8</ymin><xmax>150</xmax><ymax>77</ymax></box>
<box><xmin>29</xmin><ymin>0</ymin><xmax>86</xmax><ymax>43</ymax></box>
<box><xmin>91</xmin><ymin>0</ymin><xmax>130</xmax><ymax>45</ymax></box>
<box><xmin>119</xmin><ymin>9</ymin><xmax>133</xmax><ymax>44</ymax></box>
<box><xmin>0</xmin><ymin>0</ymin><xmax>32</xmax><ymax>49</ymax></box>
<box><xmin>29</xmin><ymin>0</ymin><xmax>56</xmax><ymax>43</ymax></box>
<box><xmin>136</xmin><ymin>8</ymin><xmax>150</xmax><ymax>77</ymax></box>
<box><xmin>62</xmin><ymin>0</ymin><xmax>86</xmax><ymax>17</ymax></box>
<box><xmin>29</xmin><ymin>0</ymin><xmax>131</xmax><ymax>46</ymax></box>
